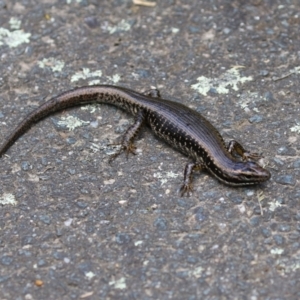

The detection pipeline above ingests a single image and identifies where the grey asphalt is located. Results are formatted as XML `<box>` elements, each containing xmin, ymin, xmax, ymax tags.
<box><xmin>0</xmin><ymin>0</ymin><xmax>299</xmax><ymax>299</ymax></box>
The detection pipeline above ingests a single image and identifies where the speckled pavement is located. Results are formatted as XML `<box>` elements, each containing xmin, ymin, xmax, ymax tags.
<box><xmin>0</xmin><ymin>1</ymin><xmax>299</xmax><ymax>299</ymax></box>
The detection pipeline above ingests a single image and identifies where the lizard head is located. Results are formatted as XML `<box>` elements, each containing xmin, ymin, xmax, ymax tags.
<box><xmin>232</xmin><ymin>161</ymin><xmax>271</xmax><ymax>185</ymax></box>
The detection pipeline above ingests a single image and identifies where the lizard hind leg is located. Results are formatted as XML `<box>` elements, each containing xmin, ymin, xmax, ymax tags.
<box><xmin>179</xmin><ymin>162</ymin><xmax>204</xmax><ymax>196</ymax></box>
<box><xmin>108</xmin><ymin>109</ymin><xmax>146</xmax><ymax>163</ymax></box>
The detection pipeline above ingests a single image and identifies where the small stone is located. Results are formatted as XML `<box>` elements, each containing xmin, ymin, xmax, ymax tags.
<box><xmin>0</xmin><ymin>275</ymin><xmax>10</xmax><ymax>283</ymax></box>
<box><xmin>273</xmin><ymin>234</ymin><xmax>285</xmax><ymax>245</ymax></box>
<box><xmin>53</xmin><ymin>251</ymin><xmax>64</xmax><ymax>260</ymax></box>
<box><xmin>277</xmin><ymin>224</ymin><xmax>291</xmax><ymax>232</ymax></box>
<box><xmin>194</xmin><ymin>207</ymin><xmax>207</xmax><ymax>222</ymax></box>
<box><xmin>186</xmin><ymin>256</ymin><xmax>198</xmax><ymax>264</ymax></box>
<box><xmin>188</xmin><ymin>26</ymin><xmax>200</xmax><ymax>33</ymax></box>
<box><xmin>209</xmin><ymin>87</ymin><xmax>218</xmax><ymax>94</ymax></box>
<box><xmin>56</xmin><ymin>228</ymin><xmax>63</xmax><ymax>236</ymax></box>
<box><xmin>21</xmin><ymin>161</ymin><xmax>31</xmax><ymax>171</ymax></box>
<box><xmin>85</xmin><ymin>223</ymin><xmax>94</xmax><ymax>234</ymax></box>
<box><xmin>76</xmin><ymin>201</ymin><xmax>88</xmax><ymax>209</ymax></box>
<box><xmin>35</xmin><ymin>279</ymin><xmax>44</xmax><ymax>287</ymax></box>
<box><xmin>277</xmin><ymin>198</ymin><xmax>285</xmax><ymax>205</ymax></box>
<box><xmin>115</xmin><ymin>232</ymin><xmax>131</xmax><ymax>244</ymax></box>
<box><xmin>264</xmin><ymin>91</ymin><xmax>275</xmax><ymax>101</ymax></box>
<box><xmin>264</xmin><ymin>237</ymin><xmax>273</xmax><ymax>245</ymax></box>
<box><xmin>68</xmin><ymin>169</ymin><xmax>76</xmax><ymax>175</ymax></box>
<box><xmin>230</xmin><ymin>195</ymin><xmax>243</xmax><ymax>204</ymax></box>
<box><xmin>22</xmin><ymin>235</ymin><xmax>34</xmax><ymax>246</ymax></box>
<box><xmin>66</xmin><ymin>137</ymin><xmax>76</xmax><ymax>145</ymax></box>
<box><xmin>1</xmin><ymin>256</ymin><xmax>13</xmax><ymax>266</ymax></box>
<box><xmin>136</xmin><ymin>69</ymin><xmax>150</xmax><ymax>78</ymax></box>
<box><xmin>291</xmin><ymin>242</ymin><xmax>300</xmax><ymax>250</ymax></box>
<box><xmin>277</xmin><ymin>146</ymin><xmax>296</xmax><ymax>156</ymax></box>
<box><xmin>293</xmin><ymin>159</ymin><xmax>300</xmax><ymax>168</ymax></box>
<box><xmin>289</xmin><ymin>232</ymin><xmax>300</xmax><ymax>240</ymax></box>
<box><xmin>84</xmin><ymin>16</ymin><xmax>99</xmax><ymax>28</ymax></box>
<box><xmin>78</xmin><ymin>261</ymin><xmax>93</xmax><ymax>273</ymax></box>
<box><xmin>249</xmin><ymin>216</ymin><xmax>260</xmax><ymax>226</ymax></box>
<box><xmin>273</xmin><ymin>157</ymin><xmax>284</xmax><ymax>166</ymax></box>
<box><xmin>18</xmin><ymin>249</ymin><xmax>32</xmax><ymax>257</ymax></box>
<box><xmin>223</xmin><ymin>27</ymin><xmax>231</xmax><ymax>34</ymax></box>
<box><xmin>153</xmin><ymin>217</ymin><xmax>168</xmax><ymax>231</ymax></box>
<box><xmin>275</xmin><ymin>175</ymin><xmax>296</xmax><ymax>186</ymax></box>
<box><xmin>41</xmin><ymin>157</ymin><xmax>48</xmax><ymax>166</ymax></box>
<box><xmin>260</xmin><ymin>70</ymin><xmax>269</xmax><ymax>76</ymax></box>
<box><xmin>64</xmin><ymin>218</ymin><xmax>73</xmax><ymax>226</ymax></box>
<box><xmin>67</xmin><ymin>273</ymin><xmax>81</xmax><ymax>286</ymax></box>
<box><xmin>82</xmin><ymin>132</ymin><xmax>91</xmax><ymax>139</ymax></box>
<box><xmin>37</xmin><ymin>259</ymin><xmax>47</xmax><ymax>267</ymax></box>
<box><xmin>176</xmin><ymin>198</ymin><xmax>188</xmax><ymax>207</ymax></box>
<box><xmin>249</xmin><ymin>115</ymin><xmax>263</xmax><ymax>123</ymax></box>
<box><xmin>261</xmin><ymin>227</ymin><xmax>271</xmax><ymax>238</ymax></box>
<box><xmin>39</xmin><ymin>214</ymin><xmax>51</xmax><ymax>225</ymax></box>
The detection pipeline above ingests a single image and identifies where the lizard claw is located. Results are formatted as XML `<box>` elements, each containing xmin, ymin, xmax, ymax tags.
<box><xmin>242</xmin><ymin>152</ymin><xmax>263</xmax><ymax>161</ymax></box>
<box><xmin>179</xmin><ymin>183</ymin><xmax>193</xmax><ymax>197</ymax></box>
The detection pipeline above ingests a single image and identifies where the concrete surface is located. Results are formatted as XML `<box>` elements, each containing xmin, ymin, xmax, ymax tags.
<box><xmin>0</xmin><ymin>0</ymin><xmax>299</xmax><ymax>299</ymax></box>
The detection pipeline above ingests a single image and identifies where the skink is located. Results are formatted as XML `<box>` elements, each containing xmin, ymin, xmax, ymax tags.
<box><xmin>0</xmin><ymin>85</ymin><xmax>271</xmax><ymax>195</ymax></box>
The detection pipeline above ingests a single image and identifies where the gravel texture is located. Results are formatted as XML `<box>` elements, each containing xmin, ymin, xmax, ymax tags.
<box><xmin>0</xmin><ymin>0</ymin><xmax>299</xmax><ymax>299</ymax></box>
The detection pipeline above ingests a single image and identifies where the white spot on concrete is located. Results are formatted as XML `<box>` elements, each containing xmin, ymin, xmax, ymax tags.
<box><xmin>88</xmin><ymin>79</ymin><xmax>101</xmax><ymax>85</ymax></box>
<box><xmin>81</xmin><ymin>104</ymin><xmax>98</xmax><ymax>113</ymax></box>
<box><xmin>171</xmin><ymin>27</ymin><xmax>180</xmax><ymax>34</ymax></box>
<box><xmin>9</xmin><ymin>17</ymin><xmax>21</xmax><ymax>30</ymax></box>
<box><xmin>107</xmin><ymin>74</ymin><xmax>121</xmax><ymax>83</ymax></box>
<box><xmin>275</xmin><ymin>252</ymin><xmax>300</xmax><ymax>275</ymax></box>
<box><xmin>293</xmin><ymin>66</ymin><xmax>300</xmax><ymax>74</ymax></box>
<box><xmin>237</xmin><ymin>203</ymin><xmax>246</xmax><ymax>214</ymax></box>
<box><xmin>103</xmin><ymin>179</ymin><xmax>115</xmax><ymax>185</ymax></box>
<box><xmin>134</xmin><ymin>240</ymin><xmax>143</xmax><ymax>246</ymax></box>
<box><xmin>0</xmin><ymin>26</ymin><xmax>31</xmax><ymax>48</ymax></box>
<box><xmin>270</xmin><ymin>248</ymin><xmax>284</xmax><ymax>255</ymax></box>
<box><xmin>64</xmin><ymin>257</ymin><xmax>70</xmax><ymax>263</ymax></box>
<box><xmin>246</xmin><ymin>190</ymin><xmax>254</xmax><ymax>197</ymax></box>
<box><xmin>189</xmin><ymin>266</ymin><xmax>204</xmax><ymax>278</ymax></box>
<box><xmin>287</xmin><ymin>261</ymin><xmax>300</xmax><ymax>272</ymax></box>
<box><xmin>269</xmin><ymin>200</ymin><xmax>282</xmax><ymax>212</ymax></box>
<box><xmin>57</xmin><ymin>115</ymin><xmax>90</xmax><ymax>131</ymax></box>
<box><xmin>109</xmin><ymin>277</ymin><xmax>126</xmax><ymax>289</ymax></box>
<box><xmin>153</xmin><ymin>170</ymin><xmax>179</xmax><ymax>186</ymax></box>
<box><xmin>166</xmin><ymin>171</ymin><xmax>179</xmax><ymax>178</ymax></box>
<box><xmin>290</xmin><ymin>122</ymin><xmax>300</xmax><ymax>134</ymax></box>
<box><xmin>107</xmin><ymin>19</ymin><xmax>132</xmax><ymax>34</ymax></box>
<box><xmin>38</xmin><ymin>57</ymin><xmax>65</xmax><ymax>72</ymax></box>
<box><xmin>133</xmin><ymin>0</ymin><xmax>156</xmax><ymax>7</ymax></box>
<box><xmin>201</xmin><ymin>28</ymin><xmax>215</xmax><ymax>41</ymax></box>
<box><xmin>89</xmin><ymin>143</ymin><xmax>100</xmax><ymax>153</ymax></box>
<box><xmin>66</xmin><ymin>0</ymin><xmax>82</xmax><ymax>3</ymax></box>
<box><xmin>71</xmin><ymin>68</ymin><xmax>102</xmax><ymax>83</ymax></box>
<box><xmin>0</xmin><ymin>193</ymin><xmax>17</xmax><ymax>206</ymax></box>
<box><xmin>64</xmin><ymin>218</ymin><xmax>73</xmax><ymax>226</ymax></box>
<box><xmin>119</xmin><ymin>200</ymin><xmax>128</xmax><ymax>205</ymax></box>
<box><xmin>191</xmin><ymin>67</ymin><xmax>253</xmax><ymax>96</ymax></box>
<box><xmin>85</xmin><ymin>271</ymin><xmax>95</xmax><ymax>280</ymax></box>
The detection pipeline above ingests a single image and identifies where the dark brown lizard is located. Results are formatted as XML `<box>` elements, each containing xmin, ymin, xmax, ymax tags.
<box><xmin>0</xmin><ymin>85</ymin><xmax>271</xmax><ymax>194</ymax></box>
